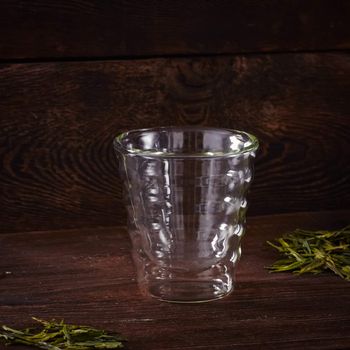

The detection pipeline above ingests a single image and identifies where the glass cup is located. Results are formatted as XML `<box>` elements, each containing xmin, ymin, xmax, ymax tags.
<box><xmin>114</xmin><ymin>127</ymin><xmax>258</xmax><ymax>303</ymax></box>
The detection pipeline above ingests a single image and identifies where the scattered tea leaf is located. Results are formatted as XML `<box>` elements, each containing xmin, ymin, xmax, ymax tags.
<box><xmin>0</xmin><ymin>318</ymin><xmax>125</xmax><ymax>349</ymax></box>
<box><xmin>266</xmin><ymin>225</ymin><xmax>350</xmax><ymax>280</ymax></box>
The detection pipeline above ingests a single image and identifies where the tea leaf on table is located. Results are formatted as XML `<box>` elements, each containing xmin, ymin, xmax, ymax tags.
<box><xmin>266</xmin><ymin>225</ymin><xmax>350</xmax><ymax>280</ymax></box>
<box><xmin>0</xmin><ymin>318</ymin><xmax>125</xmax><ymax>349</ymax></box>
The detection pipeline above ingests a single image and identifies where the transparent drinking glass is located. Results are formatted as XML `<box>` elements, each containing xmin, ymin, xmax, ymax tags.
<box><xmin>114</xmin><ymin>126</ymin><xmax>258</xmax><ymax>303</ymax></box>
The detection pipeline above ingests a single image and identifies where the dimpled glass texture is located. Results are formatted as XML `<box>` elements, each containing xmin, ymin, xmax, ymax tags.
<box><xmin>114</xmin><ymin>127</ymin><xmax>258</xmax><ymax>303</ymax></box>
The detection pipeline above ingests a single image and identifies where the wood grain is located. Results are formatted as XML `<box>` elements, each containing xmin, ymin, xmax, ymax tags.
<box><xmin>0</xmin><ymin>0</ymin><xmax>350</xmax><ymax>60</ymax></box>
<box><xmin>0</xmin><ymin>210</ymin><xmax>350</xmax><ymax>350</ymax></box>
<box><xmin>1</xmin><ymin>53</ymin><xmax>350</xmax><ymax>233</ymax></box>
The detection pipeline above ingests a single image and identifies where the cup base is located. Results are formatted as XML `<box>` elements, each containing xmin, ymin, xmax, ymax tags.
<box><xmin>144</xmin><ymin>280</ymin><xmax>234</xmax><ymax>303</ymax></box>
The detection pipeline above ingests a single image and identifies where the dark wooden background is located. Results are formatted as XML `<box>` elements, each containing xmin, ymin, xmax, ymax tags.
<box><xmin>1</xmin><ymin>0</ymin><xmax>350</xmax><ymax>233</ymax></box>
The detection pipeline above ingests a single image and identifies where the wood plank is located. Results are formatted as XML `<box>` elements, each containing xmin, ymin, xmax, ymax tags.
<box><xmin>1</xmin><ymin>53</ymin><xmax>350</xmax><ymax>233</ymax></box>
<box><xmin>0</xmin><ymin>210</ymin><xmax>349</xmax><ymax>349</ymax></box>
<box><xmin>0</xmin><ymin>0</ymin><xmax>350</xmax><ymax>60</ymax></box>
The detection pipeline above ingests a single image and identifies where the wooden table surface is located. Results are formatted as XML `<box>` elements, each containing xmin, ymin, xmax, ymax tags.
<box><xmin>1</xmin><ymin>210</ymin><xmax>350</xmax><ymax>350</ymax></box>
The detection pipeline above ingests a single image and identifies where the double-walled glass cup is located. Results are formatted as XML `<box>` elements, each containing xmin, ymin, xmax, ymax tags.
<box><xmin>114</xmin><ymin>127</ymin><xmax>258</xmax><ymax>303</ymax></box>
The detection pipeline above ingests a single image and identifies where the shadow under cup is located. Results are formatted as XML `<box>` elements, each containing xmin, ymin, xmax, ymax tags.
<box><xmin>114</xmin><ymin>127</ymin><xmax>259</xmax><ymax>303</ymax></box>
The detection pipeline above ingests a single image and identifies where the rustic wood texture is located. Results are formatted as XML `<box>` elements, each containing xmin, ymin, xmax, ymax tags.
<box><xmin>0</xmin><ymin>0</ymin><xmax>350</xmax><ymax>60</ymax></box>
<box><xmin>0</xmin><ymin>210</ymin><xmax>349</xmax><ymax>350</ymax></box>
<box><xmin>1</xmin><ymin>53</ymin><xmax>350</xmax><ymax>233</ymax></box>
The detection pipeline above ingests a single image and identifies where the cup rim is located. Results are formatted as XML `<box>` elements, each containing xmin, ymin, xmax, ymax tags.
<box><xmin>114</xmin><ymin>126</ymin><xmax>259</xmax><ymax>158</ymax></box>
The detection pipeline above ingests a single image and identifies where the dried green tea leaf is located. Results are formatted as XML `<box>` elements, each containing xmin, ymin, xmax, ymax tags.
<box><xmin>0</xmin><ymin>318</ymin><xmax>125</xmax><ymax>349</ymax></box>
<box><xmin>266</xmin><ymin>225</ymin><xmax>350</xmax><ymax>280</ymax></box>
